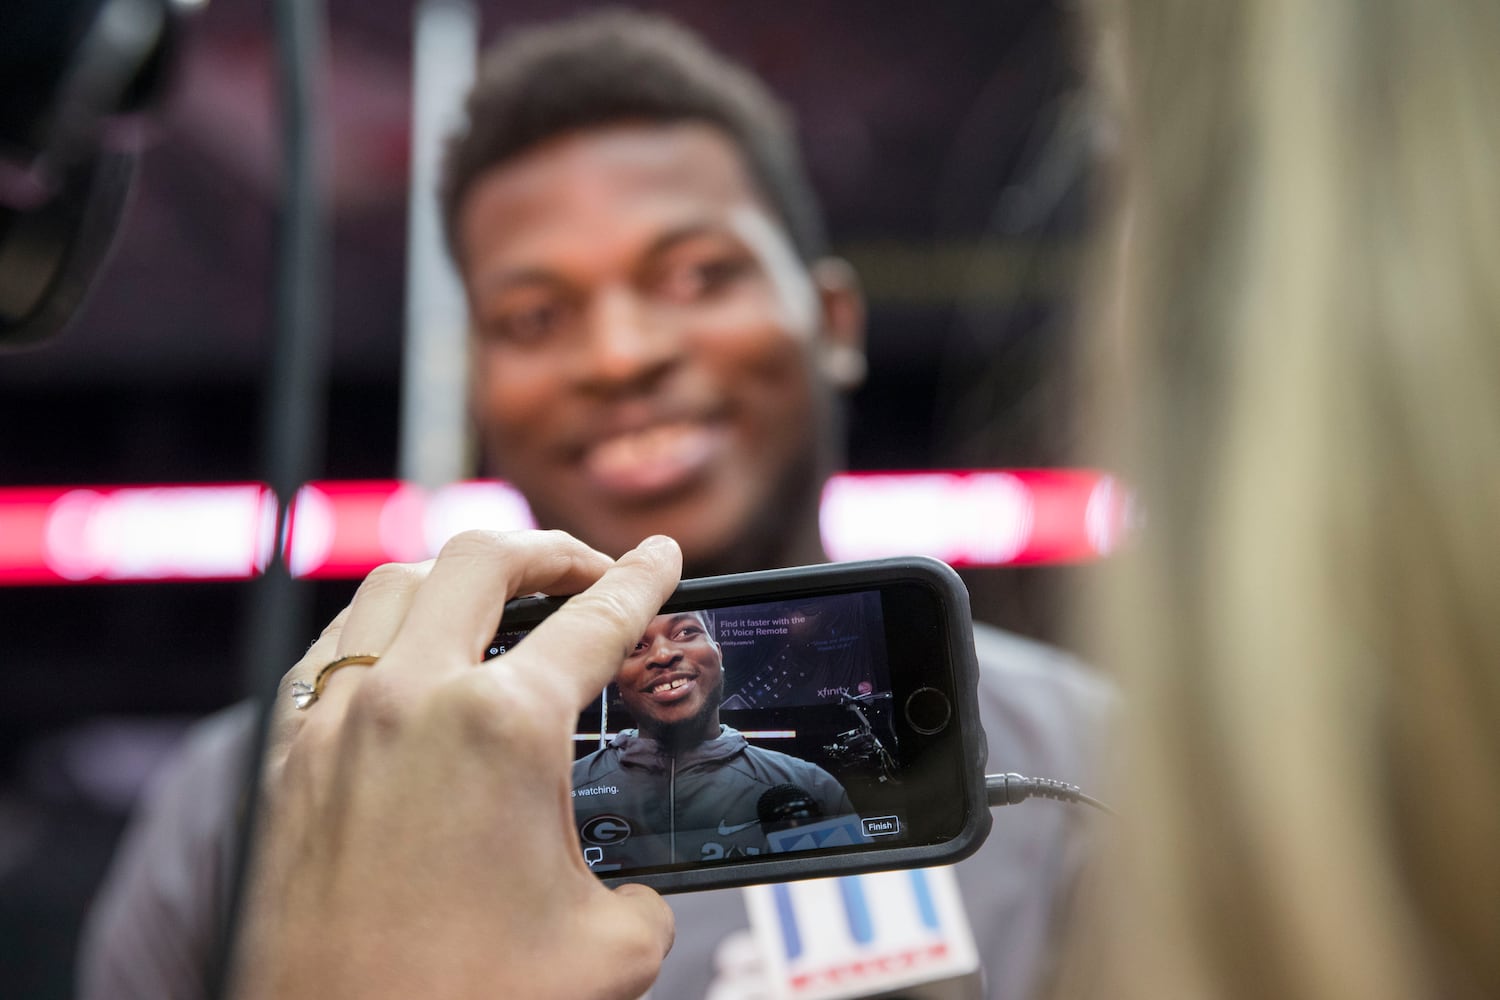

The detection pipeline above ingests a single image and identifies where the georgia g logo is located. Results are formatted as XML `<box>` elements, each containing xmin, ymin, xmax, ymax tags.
<box><xmin>580</xmin><ymin>814</ymin><xmax>633</xmax><ymax>846</ymax></box>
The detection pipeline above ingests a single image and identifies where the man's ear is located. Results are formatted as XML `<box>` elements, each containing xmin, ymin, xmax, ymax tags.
<box><xmin>811</xmin><ymin>257</ymin><xmax>867</xmax><ymax>390</ymax></box>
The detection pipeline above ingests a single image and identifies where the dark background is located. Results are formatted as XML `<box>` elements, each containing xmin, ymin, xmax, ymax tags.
<box><xmin>0</xmin><ymin>2</ymin><xmax>1093</xmax><ymax>994</ymax></box>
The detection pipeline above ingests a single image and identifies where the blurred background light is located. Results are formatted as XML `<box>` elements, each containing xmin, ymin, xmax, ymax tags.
<box><xmin>0</xmin><ymin>469</ymin><xmax>1122</xmax><ymax>584</ymax></box>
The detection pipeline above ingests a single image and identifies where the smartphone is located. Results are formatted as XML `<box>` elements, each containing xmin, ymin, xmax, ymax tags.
<box><xmin>487</xmin><ymin>556</ymin><xmax>990</xmax><ymax>894</ymax></box>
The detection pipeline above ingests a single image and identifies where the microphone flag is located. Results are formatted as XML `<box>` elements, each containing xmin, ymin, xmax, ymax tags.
<box><xmin>741</xmin><ymin>866</ymin><xmax>981</xmax><ymax>999</ymax></box>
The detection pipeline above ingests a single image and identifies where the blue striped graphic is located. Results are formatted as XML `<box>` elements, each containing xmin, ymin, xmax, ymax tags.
<box><xmin>839</xmin><ymin>876</ymin><xmax>875</xmax><ymax>944</ymax></box>
<box><xmin>773</xmin><ymin>882</ymin><xmax>802</xmax><ymax>960</ymax></box>
<box><xmin>908</xmin><ymin>869</ymin><xmax>940</xmax><ymax>930</ymax></box>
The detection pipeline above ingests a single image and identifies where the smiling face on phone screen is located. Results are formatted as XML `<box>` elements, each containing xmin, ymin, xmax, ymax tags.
<box><xmin>616</xmin><ymin>610</ymin><xmax>724</xmax><ymax>744</ymax></box>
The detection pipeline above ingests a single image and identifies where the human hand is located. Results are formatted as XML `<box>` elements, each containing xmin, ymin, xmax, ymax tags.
<box><xmin>234</xmin><ymin>530</ymin><xmax>682</xmax><ymax>1000</ymax></box>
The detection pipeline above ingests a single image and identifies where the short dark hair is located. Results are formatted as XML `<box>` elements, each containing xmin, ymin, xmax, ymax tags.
<box><xmin>440</xmin><ymin>9</ymin><xmax>827</xmax><ymax>265</ymax></box>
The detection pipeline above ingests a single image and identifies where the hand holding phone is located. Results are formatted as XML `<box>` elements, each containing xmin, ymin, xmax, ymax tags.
<box><xmin>491</xmin><ymin>556</ymin><xmax>991</xmax><ymax>894</ymax></box>
<box><xmin>238</xmin><ymin>532</ymin><xmax>681</xmax><ymax>1000</ymax></box>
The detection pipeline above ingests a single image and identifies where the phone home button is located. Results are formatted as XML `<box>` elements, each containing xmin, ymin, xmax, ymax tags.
<box><xmin>904</xmin><ymin>686</ymin><xmax>952</xmax><ymax>735</ymax></box>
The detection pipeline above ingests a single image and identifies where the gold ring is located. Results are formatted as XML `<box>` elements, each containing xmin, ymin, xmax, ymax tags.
<box><xmin>290</xmin><ymin>654</ymin><xmax>380</xmax><ymax>710</ymax></box>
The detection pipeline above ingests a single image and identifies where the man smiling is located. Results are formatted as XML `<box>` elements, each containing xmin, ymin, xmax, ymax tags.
<box><xmin>443</xmin><ymin>14</ymin><xmax>863</xmax><ymax>578</ymax></box>
<box><xmin>619</xmin><ymin>612</ymin><xmax>728</xmax><ymax>745</ymax></box>
<box><xmin>572</xmin><ymin>611</ymin><xmax>853</xmax><ymax>870</ymax></box>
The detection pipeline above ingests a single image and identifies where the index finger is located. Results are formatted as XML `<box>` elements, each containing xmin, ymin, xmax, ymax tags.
<box><xmin>498</xmin><ymin>534</ymin><xmax>682</xmax><ymax>711</ymax></box>
<box><xmin>381</xmin><ymin>530</ymin><xmax>617</xmax><ymax>678</ymax></box>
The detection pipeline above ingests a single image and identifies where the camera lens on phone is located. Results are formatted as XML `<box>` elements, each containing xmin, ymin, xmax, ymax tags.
<box><xmin>904</xmin><ymin>686</ymin><xmax>951</xmax><ymax>735</ymax></box>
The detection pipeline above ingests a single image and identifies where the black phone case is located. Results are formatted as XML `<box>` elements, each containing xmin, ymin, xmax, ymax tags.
<box><xmin>499</xmin><ymin>556</ymin><xmax>991</xmax><ymax>895</ymax></box>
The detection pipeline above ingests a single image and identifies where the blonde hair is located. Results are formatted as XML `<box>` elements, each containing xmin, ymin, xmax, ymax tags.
<box><xmin>1077</xmin><ymin>2</ymin><xmax>1500</xmax><ymax>997</ymax></box>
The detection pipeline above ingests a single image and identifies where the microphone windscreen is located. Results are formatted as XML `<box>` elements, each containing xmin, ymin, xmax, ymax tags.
<box><xmin>757</xmin><ymin>783</ymin><xmax>822</xmax><ymax>827</ymax></box>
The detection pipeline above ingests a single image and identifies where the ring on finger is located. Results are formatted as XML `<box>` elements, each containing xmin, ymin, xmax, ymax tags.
<box><xmin>291</xmin><ymin>654</ymin><xmax>380</xmax><ymax>710</ymax></box>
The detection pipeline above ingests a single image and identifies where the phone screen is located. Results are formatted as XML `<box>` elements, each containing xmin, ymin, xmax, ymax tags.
<box><xmin>489</xmin><ymin>576</ymin><xmax>975</xmax><ymax>883</ymax></box>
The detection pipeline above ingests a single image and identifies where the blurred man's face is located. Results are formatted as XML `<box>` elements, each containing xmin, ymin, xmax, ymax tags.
<box><xmin>617</xmin><ymin>611</ymin><xmax>724</xmax><ymax>743</ymax></box>
<box><xmin>456</xmin><ymin>123</ymin><xmax>862</xmax><ymax>574</ymax></box>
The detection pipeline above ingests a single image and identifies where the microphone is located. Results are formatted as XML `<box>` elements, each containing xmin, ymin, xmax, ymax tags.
<box><xmin>733</xmin><ymin>790</ymin><xmax>979</xmax><ymax>997</ymax></box>
<box><xmin>738</xmin><ymin>867</ymin><xmax>982</xmax><ymax>999</ymax></box>
<box><xmin>757</xmin><ymin>783</ymin><xmax>823</xmax><ymax>834</ymax></box>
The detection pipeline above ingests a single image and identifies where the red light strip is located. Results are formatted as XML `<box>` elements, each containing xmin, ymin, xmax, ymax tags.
<box><xmin>0</xmin><ymin>471</ymin><xmax>1125</xmax><ymax>585</ymax></box>
<box><xmin>0</xmin><ymin>484</ymin><xmax>274</xmax><ymax>585</ymax></box>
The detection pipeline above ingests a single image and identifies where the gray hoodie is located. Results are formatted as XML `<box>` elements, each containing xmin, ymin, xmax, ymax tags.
<box><xmin>570</xmin><ymin>725</ymin><xmax>854</xmax><ymax>870</ymax></box>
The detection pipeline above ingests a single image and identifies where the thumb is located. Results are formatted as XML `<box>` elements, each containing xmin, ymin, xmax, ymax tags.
<box><xmin>611</xmin><ymin>883</ymin><xmax>676</xmax><ymax>961</ymax></box>
<box><xmin>572</xmin><ymin>883</ymin><xmax>674</xmax><ymax>1000</ymax></box>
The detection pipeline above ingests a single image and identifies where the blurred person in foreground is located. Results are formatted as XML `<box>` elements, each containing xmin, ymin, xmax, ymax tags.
<box><xmin>1061</xmin><ymin>2</ymin><xmax>1500</xmax><ymax>999</ymax></box>
<box><xmin>80</xmin><ymin>11</ymin><xmax>1110</xmax><ymax>1000</ymax></box>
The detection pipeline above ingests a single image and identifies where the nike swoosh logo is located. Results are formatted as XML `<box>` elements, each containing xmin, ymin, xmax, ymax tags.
<box><xmin>717</xmin><ymin>818</ymin><xmax>760</xmax><ymax>836</ymax></box>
